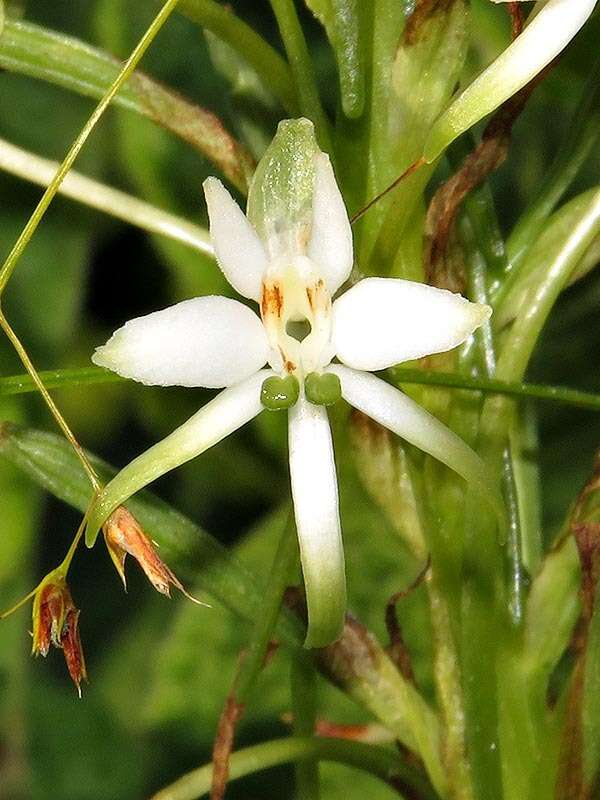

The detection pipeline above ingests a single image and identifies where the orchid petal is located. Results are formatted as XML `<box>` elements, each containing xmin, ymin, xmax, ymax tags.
<box><xmin>92</xmin><ymin>296</ymin><xmax>268</xmax><ymax>389</ymax></box>
<box><xmin>329</xmin><ymin>365</ymin><xmax>504</xmax><ymax>524</ymax></box>
<box><xmin>307</xmin><ymin>153</ymin><xmax>353</xmax><ymax>294</ymax></box>
<box><xmin>247</xmin><ymin>118</ymin><xmax>319</xmax><ymax>259</ymax></box>
<box><xmin>288</xmin><ymin>394</ymin><xmax>345</xmax><ymax>648</ymax></box>
<box><xmin>332</xmin><ymin>278</ymin><xmax>490</xmax><ymax>370</ymax></box>
<box><xmin>203</xmin><ymin>177</ymin><xmax>268</xmax><ymax>301</ymax></box>
<box><xmin>424</xmin><ymin>0</ymin><xmax>596</xmax><ymax>161</ymax></box>
<box><xmin>85</xmin><ymin>370</ymin><xmax>270</xmax><ymax>545</ymax></box>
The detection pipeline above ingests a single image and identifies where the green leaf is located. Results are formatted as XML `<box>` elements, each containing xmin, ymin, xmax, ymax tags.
<box><xmin>495</xmin><ymin>190</ymin><xmax>600</xmax><ymax>329</ymax></box>
<box><xmin>423</xmin><ymin>0</ymin><xmax>597</xmax><ymax>162</ymax></box>
<box><xmin>0</xmin><ymin>402</ymin><xmax>40</xmax><ymax>799</ymax></box>
<box><xmin>523</xmin><ymin>537</ymin><xmax>580</xmax><ymax>685</ymax></box>
<box><xmin>505</xmin><ymin>54</ymin><xmax>600</xmax><ymax>273</ymax></box>
<box><xmin>494</xmin><ymin>187</ymin><xmax>600</xmax><ymax>385</ymax></box>
<box><xmin>304</xmin><ymin>0</ymin><xmax>364</xmax><ymax>118</ymax></box>
<box><xmin>0</xmin><ymin>17</ymin><xmax>254</xmax><ymax>191</ymax></box>
<box><xmin>0</xmin><ymin>421</ymin><xmax>275</xmax><ymax>631</ymax></box>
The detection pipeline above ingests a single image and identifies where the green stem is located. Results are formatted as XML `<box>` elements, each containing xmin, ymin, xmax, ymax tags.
<box><xmin>268</xmin><ymin>0</ymin><xmax>332</xmax><ymax>152</ymax></box>
<box><xmin>150</xmin><ymin>737</ymin><xmax>434</xmax><ymax>800</ymax></box>
<box><xmin>459</xmin><ymin>214</ymin><xmax>525</xmax><ymax>628</ymax></box>
<box><xmin>291</xmin><ymin>657</ymin><xmax>320</xmax><ymax>800</ymax></box>
<box><xmin>452</xmin><ymin>216</ymin><xmax>504</xmax><ymax>799</ymax></box>
<box><xmin>0</xmin><ymin>0</ymin><xmax>182</xmax><ymax>295</ymax></box>
<box><xmin>4</xmin><ymin>366</ymin><xmax>600</xmax><ymax>413</ymax></box>
<box><xmin>0</xmin><ymin>136</ymin><xmax>213</xmax><ymax>256</ymax></box>
<box><xmin>388</xmin><ymin>369</ymin><xmax>600</xmax><ymax>412</ymax></box>
<box><xmin>176</xmin><ymin>0</ymin><xmax>297</xmax><ymax>114</ymax></box>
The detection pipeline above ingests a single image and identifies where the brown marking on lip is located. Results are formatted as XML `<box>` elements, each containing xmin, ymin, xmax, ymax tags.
<box><xmin>261</xmin><ymin>282</ymin><xmax>283</xmax><ymax>319</ymax></box>
<box><xmin>306</xmin><ymin>286</ymin><xmax>314</xmax><ymax>310</ymax></box>
<box><xmin>284</xmin><ymin>359</ymin><xmax>296</xmax><ymax>373</ymax></box>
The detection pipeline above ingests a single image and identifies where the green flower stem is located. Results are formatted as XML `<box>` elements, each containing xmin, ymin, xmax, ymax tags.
<box><xmin>0</xmin><ymin>17</ymin><xmax>252</xmax><ymax>192</ymax></box>
<box><xmin>0</xmin><ymin>0</ymin><xmax>182</xmax><ymax>296</ymax></box>
<box><xmin>459</xmin><ymin>213</ymin><xmax>525</xmax><ymax>627</ymax></box>
<box><xmin>389</xmin><ymin>369</ymin><xmax>600</xmax><ymax>412</ymax></box>
<box><xmin>505</xmin><ymin>53</ymin><xmax>600</xmax><ymax>275</ymax></box>
<box><xmin>176</xmin><ymin>0</ymin><xmax>297</xmax><ymax>115</ymax></box>
<box><xmin>0</xmin><ymin>136</ymin><xmax>214</xmax><ymax>256</ymax></box>
<box><xmin>425</xmin><ymin>566</ymin><xmax>473</xmax><ymax>800</ymax></box>
<box><xmin>449</xmin><ymin>216</ymin><xmax>504</xmax><ymax>799</ymax></box>
<box><xmin>0</xmin><ymin>368</ymin><xmax>122</xmax><ymax>396</ymax></box>
<box><xmin>4</xmin><ymin>365</ymin><xmax>600</xmax><ymax>413</ymax></box>
<box><xmin>150</xmin><ymin>736</ymin><xmax>437</xmax><ymax>800</ymax></box>
<box><xmin>291</xmin><ymin>656</ymin><xmax>320</xmax><ymax>800</ymax></box>
<box><xmin>268</xmin><ymin>0</ymin><xmax>332</xmax><ymax>152</ymax></box>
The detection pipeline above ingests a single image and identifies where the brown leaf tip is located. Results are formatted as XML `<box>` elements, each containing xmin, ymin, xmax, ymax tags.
<box><xmin>32</xmin><ymin>571</ymin><xmax>87</xmax><ymax>694</ymax></box>
<box><xmin>103</xmin><ymin>507</ymin><xmax>209</xmax><ymax>606</ymax></box>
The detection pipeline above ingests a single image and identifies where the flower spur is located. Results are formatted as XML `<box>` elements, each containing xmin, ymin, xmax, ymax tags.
<box><xmin>88</xmin><ymin>118</ymin><xmax>500</xmax><ymax>647</ymax></box>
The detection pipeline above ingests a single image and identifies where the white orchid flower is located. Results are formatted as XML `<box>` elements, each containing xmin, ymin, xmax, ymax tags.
<box><xmin>87</xmin><ymin>119</ymin><xmax>500</xmax><ymax>648</ymax></box>
<box><xmin>424</xmin><ymin>0</ymin><xmax>597</xmax><ymax>161</ymax></box>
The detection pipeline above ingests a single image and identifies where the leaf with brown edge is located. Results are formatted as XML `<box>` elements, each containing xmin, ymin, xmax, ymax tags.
<box><xmin>556</xmin><ymin>452</ymin><xmax>600</xmax><ymax>799</ymax></box>
<box><xmin>424</xmin><ymin>59</ymin><xmax>555</xmax><ymax>291</ymax></box>
<box><xmin>103</xmin><ymin>506</ymin><xmax>206</xmax><ymax>605</ymax></box>
<box><xmin>0</xmin><ymin>18</ymin><xmax>255</xmax><ymax>192</ymax></box>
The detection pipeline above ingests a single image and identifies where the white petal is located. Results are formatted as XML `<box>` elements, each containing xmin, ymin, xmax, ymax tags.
<box><xmin>329</xmin><ymin>365</ymin><xmax>504</xmax><ymax>524</ymax></box>
<box><xmin>93</xmin><ymin>296</ymin><xmax>268</xmax><ymax>389</ymax></box>
<box><xmin>288</xmin><ymin>395</ymin><xmax>345</xmax><ymax>648</ymax></box>
<box><xmin>86</xmin><ymin>370</ymin><xmax>270</xmax><ymax>544</ymax></box>
<box><xmin>203</xmin><ymin>177</ymin><xmax>268</xmax><ymax>301</ymax></box>
<box><xmin>333</xmin><ymin>278</ymin><xmax>491</xmax><ymax>370</ymax></box>
<box><xmin>307</xmin><ymin>154</ymin><xmax>353</xmax><ymax>294</ymax></box>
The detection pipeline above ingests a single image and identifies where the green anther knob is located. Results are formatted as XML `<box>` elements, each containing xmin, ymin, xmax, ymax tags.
<box><xmin>304</xmin><ymin>372</ymin><xmax>342</xmax><ymax>406</ymax></box>
<box><xmin>260</xmin><ymin>374</ymin><xmax>300</xmax><ymax>411</ymax></box>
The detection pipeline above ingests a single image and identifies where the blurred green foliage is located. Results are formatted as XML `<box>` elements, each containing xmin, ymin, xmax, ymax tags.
<box><xmin>0</xmin><ymin>1</ymin><xmax>598</xmax><ymax>798</ymax></box>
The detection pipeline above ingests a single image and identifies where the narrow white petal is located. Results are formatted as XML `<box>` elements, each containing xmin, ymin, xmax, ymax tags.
<box><xmin>424</xmin><ymin>0</ymin><xmax>596</xmax><ymax>160</ymax></box>
<box><xmin>330</xmin><ymin>365</ymin><xmax>504</xmax><ymax>523</ymax></box>
<box><xmin>288</xmin><ymin>395</ymin><xmax>346</xmax><ymax>648</ymax></box>
<box><xmin>333</xmin><ymin>278</ymin><xmax>490</xmax><ymax>370</ymax></box>
<box><xmin>203</xmin><ymin>177</ymin><xmax>268</xmax><ymax>301</ymax></box>
<box><xmin>92</xmin><ymin>296</ymin><xmax>268</xmax><ymax>389</ymax></box>
<box><xmin>307</xmin><ymin>153</ymin><xmax>353</xmax><ymax>294</ymax></box>
<box><xmin>86</xmin><ymin>370</ymin><xmax>270</xmax><ymax>544</ymax></box>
